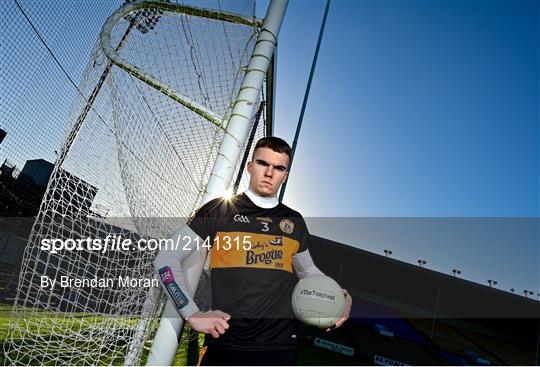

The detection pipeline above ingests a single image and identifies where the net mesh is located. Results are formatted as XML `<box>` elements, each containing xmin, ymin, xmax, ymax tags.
<box><xmin>3</xmin><ymin>1</ymin><xmax>268</xmax><ymax>365</ymax></box>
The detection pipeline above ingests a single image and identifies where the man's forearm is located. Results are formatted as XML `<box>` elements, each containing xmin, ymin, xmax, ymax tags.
<box><xmin>153</xmin><ymin>223</ymin><xmax>201</xmax><ymax>319</ymax></box>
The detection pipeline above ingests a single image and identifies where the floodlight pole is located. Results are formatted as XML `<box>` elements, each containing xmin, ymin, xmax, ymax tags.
<box><xmin>279</xmin><ymin>0</ymin><xmax>330</xmax><ymax>202</ymax></box>
<box><xmin>146</xmin><ymin>1</ymin><xmax>288</xmax><ymax>365</ymax></box>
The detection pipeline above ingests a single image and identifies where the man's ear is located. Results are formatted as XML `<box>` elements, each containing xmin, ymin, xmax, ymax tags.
<box><xmin>247</xmin><ymin>161</ymin><xmax>252</xmax><ymax>175</ymax></box>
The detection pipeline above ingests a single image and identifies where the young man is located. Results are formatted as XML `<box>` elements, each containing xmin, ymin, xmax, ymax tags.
<box><xmin>154</xmin><ymin>137</ymin><xmax>351</xmax><ymax>365</ymax></box>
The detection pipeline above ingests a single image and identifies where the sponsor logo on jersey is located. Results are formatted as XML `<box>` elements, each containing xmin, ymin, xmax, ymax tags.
<box><xmin>256</xmin><ymin>216</ymin><xmax>273</xmax><ymax>223</ymax></box>
<box><xmin>211</xmin><ymin>232</ymin><xmax>299</xmax><ymax>272</ymax></box>
<box><xmin>234</xmin><ymin>214</ymin><xmax>250</xmax><ymax>223</ymax></box>
<box><xmin>268</xmin><ymin>236</ymin><xmax>283</xmax><ymax>246</ymax></box>
<box><xmin>279</xmin><ymin>219</ymin><xmax>294</xmax><ymax>234</ymax></box>
<box><xmin>166</xmin><ymin>282</ymin><xmax>189</xmax><ymax>310</ymax></box>
<box><xmin>158</xmin><ymin>266</ymin><xmax>189</xmax><ymax>310</ymax></box>
<box><xmin>245</xmin><ymin>249</ymin><xmax>283</xmax><ymax>265</ymax></box>
<box><xmin>158</xmin><ymin>266</ymin><xmax>175</xmax><ymax>285</ymax></box>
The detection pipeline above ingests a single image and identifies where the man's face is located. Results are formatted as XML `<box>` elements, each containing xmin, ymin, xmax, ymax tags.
<box><xmin>247</xmin><ymin>147</ymin><xmax>289</xmax><ymax>197</ymax></box>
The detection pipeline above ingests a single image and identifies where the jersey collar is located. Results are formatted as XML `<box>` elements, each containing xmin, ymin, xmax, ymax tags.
<box><xmin>245</xmin><ymin>188</ymin><xmax>279</xmax><ymax>209</ymax></box>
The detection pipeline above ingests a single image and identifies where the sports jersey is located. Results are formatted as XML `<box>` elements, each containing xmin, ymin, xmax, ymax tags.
<box><xmin>187</xmin><ymin>191</ymin><xmax>309</xmax><ymax>351</ymax></box>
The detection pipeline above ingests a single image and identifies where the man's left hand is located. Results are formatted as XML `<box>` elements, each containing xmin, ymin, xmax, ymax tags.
<box><xmin>326</xmin><ymin>288</ymin><xmax>352</xmax><ymax>332</ymax></box>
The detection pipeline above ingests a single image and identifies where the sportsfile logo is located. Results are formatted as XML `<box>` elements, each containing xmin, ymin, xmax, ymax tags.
<box><xmin>233</xmin><ymin>214</ymin><xmax>250</xmax><ymax>223</ymax></box>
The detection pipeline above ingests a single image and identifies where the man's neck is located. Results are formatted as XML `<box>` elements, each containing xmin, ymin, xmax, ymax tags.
<box><xmin>245</xmin><ymin>188</ymin><xmax>278</xmax><ymax>209</ymax></box>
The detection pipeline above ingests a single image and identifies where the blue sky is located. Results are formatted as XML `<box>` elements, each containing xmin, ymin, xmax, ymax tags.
<box><xmin>2</xmin><ymin>0</ymin><xmax>538</xmax><ymax>296</ymax></box>
<box><xmin>256</xmin><ymin>0</ymin><xmax>539</xmax><ymax>294</ymax></box>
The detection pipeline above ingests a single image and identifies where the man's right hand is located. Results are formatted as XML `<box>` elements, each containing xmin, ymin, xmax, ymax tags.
<box><xmin>187</xmin><ymin>310</ymin><xmax>231</xmax><ymax>338</ymax></box>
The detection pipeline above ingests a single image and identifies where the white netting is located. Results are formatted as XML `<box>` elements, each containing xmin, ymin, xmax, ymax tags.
<box><xmin>4</xmin><ymin>1</ymin><xmax>269</xmax><ymax>365</ymax></box>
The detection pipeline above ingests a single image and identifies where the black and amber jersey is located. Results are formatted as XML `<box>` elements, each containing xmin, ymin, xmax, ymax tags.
<box><xmin>188</xmin><ymin>193</ymin><xmax>308</xmax><ymax>351</ymax></box>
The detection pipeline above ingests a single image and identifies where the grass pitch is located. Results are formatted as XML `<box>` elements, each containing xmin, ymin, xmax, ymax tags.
<box><xmin>0</xmin><ymin>304</ymin><xmax>203</xmax><ymax>366</ymax></box>
<box><xmin>1</xmin><ymin>305</ymin><xmax>356</xmax><ymax>365</ymax></box>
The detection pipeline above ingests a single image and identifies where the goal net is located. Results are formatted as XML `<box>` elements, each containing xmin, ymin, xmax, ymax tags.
<box><xmin>4</xmin><ymin>1</ymin><xmax>270</xmax><ymax>365</ymax></box>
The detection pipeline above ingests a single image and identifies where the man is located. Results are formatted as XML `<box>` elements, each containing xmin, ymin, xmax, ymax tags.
<box><xmin>154</xmin><ymin>137</ymin><xmax>351</xmax><ymax>365</ymax></box>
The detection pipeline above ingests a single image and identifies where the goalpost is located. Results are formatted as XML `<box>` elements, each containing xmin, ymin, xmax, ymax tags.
<box><xmin>146</xmin><ymin>1</ymin><xmax>287</xmax><ymax>364</ymax></box>
<box><xmin>4</xmin><ymin>0</ymin><xmax>285</xmax><ymax>365</ymax></box>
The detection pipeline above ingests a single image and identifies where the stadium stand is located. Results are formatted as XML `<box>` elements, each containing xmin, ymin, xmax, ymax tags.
<box><xmin>295</xmin><ymin>235</ymin><xmax>540</xmax><ymax>365</ymax></box>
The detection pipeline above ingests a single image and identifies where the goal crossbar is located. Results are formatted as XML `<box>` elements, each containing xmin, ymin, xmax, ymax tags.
<box><xmin>100</xmin><ymin>1</ymin><xmax>263</xmax><ymax>128</ymax></box>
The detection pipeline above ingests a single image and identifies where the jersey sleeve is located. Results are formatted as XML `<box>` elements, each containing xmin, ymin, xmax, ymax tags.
<box><xmin>153</xmin><ymin>198</ymin><xmax>222</xmax><ymax>319</ymax></box>
<box><xmin>187</xmin><ymin>197</ymin><xmax>221</xmax><ymax>241</ymax></box>
<box><xmin>153</xmin><ymin>223</ymin><xmax>202</xmax><ymax>319</ymax></box>
<box><xmin>292</xmin><ymin>249</ymin><xmax>324</xmax><ymax>279</ymax></box>
<box><xmin>292</xmin><ymin>214</ymin><xmax>325</xmax><ymax>278</ymax></box>
<box><xmin>297</xmin><ymin>215</ymin><xmax>310</xmax><ymax>253</ymax></box>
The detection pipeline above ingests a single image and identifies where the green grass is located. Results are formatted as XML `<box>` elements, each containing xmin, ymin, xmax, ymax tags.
<box><xmin>1</xmin><ymin>305</ymin><xmax>358</xmax><ymax>366</ymax></box>
<box><xmin>0</xmin><ymin>305</ymin><xmax>200</xmax><ymax>366</ymax></box>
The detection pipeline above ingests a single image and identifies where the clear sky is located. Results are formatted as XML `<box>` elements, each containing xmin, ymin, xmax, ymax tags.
<box><xmin>256</xmin><ymin>0</ymin><xmax>539</xmax><ymax>295</ymax></box>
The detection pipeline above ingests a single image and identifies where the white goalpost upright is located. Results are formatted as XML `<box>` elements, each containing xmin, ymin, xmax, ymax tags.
<box><xmin>146</xmin><ymin>1</ymin><xmax>288</xmax><ymax>365</ymax></box>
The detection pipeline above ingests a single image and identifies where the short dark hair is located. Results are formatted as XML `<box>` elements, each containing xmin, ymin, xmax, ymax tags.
<box><xmin>253</xmin><ymin>137</ymin><xmax>292</xmax><ymax>160</ymax></box>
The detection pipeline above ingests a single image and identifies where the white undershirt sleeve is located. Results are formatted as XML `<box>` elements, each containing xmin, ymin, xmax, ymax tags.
<box><xmin>153</xmin><ymin>223</ymin><xmax>201</xmax><ymax>320</ymax></box>
<box><xmin>292</xmin><ymin>249</ymin><xmax>325</xmax><ymax>279</ymax></box>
